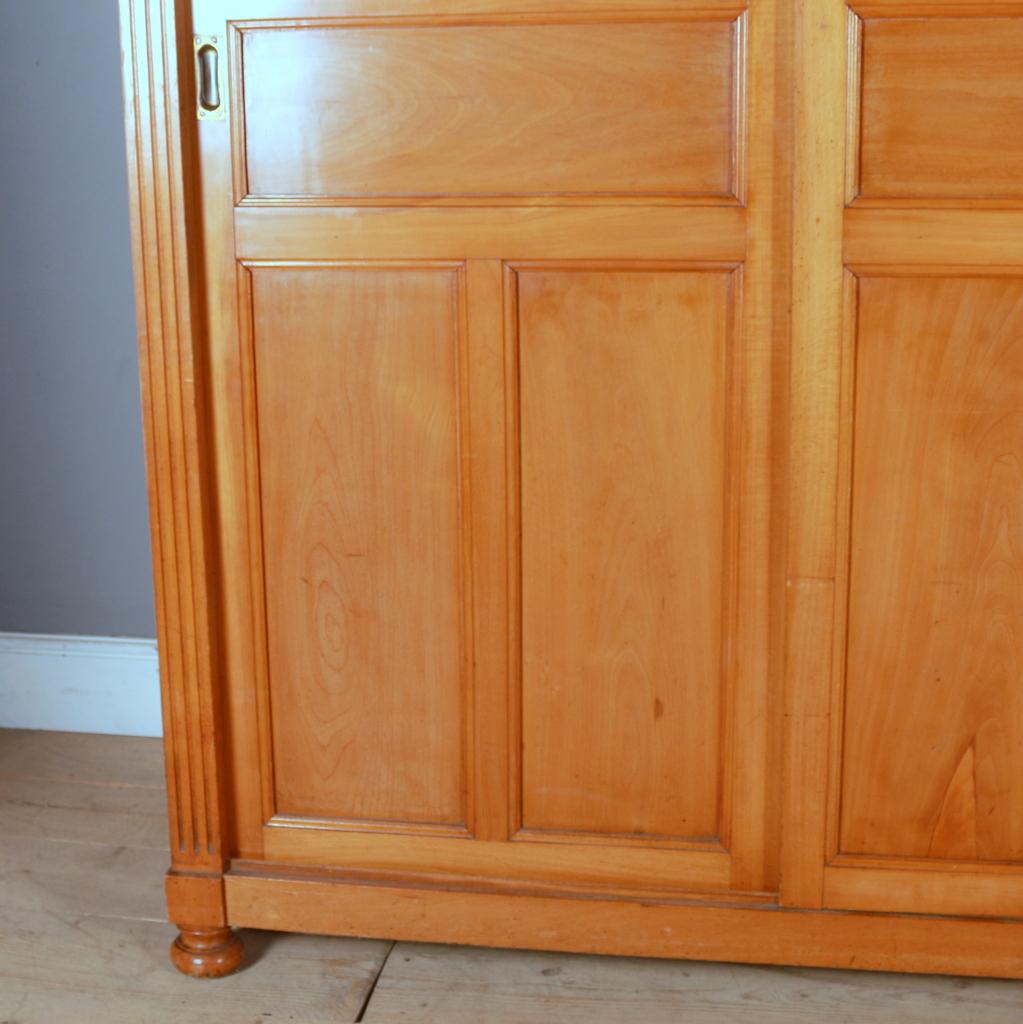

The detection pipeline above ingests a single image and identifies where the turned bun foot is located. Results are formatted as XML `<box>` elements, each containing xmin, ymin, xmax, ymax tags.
<box><xmin>170</xmin><ymin>926</ymin><xmax>244</xmax><ymax>978</ymax></box>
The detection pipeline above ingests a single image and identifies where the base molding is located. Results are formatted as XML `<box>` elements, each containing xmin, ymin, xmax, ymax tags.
<box><xmin>224</xmin><ymin>868</ymin><xmax>1023</xmax><ymax>979</ymax></box>
<box><xmin>0</xmin><ymin>631</ymin><xmax>161</xmax><ymax>736</ymax></box>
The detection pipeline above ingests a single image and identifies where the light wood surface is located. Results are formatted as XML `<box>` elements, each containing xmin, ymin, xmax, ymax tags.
<box><xmin>120</xmin><ymin>0</ymin><xmax>1023</xmax><ymax>979</ymax></box>
<box><xmin>232</xmin><ymin>206</ymin><xmax>748</xmax><ymax>260</ymax></box>
<box><xmin>518</xmin><ymin>267</ymin><xmax>729</xmax><ymax>842</ymax></box>
<box><xmin>252</xmin><ymin>265</ymin><xmax>467</xmax><ymax>826</ymax></box>
<box><xmin>859</xmin><ymin>15</ymin><xmax>1023</xmax><ymax>200</ymax></box>
<box><xmin>842</xmin><ymin>276</ymin><xmax>1023</xmax><ymax>863</ymax></box>
<box><xmin>241</xmin><ymin>18</ymin><xmax>738</xmax><ymax>200</ymax></box>
<box><xmin>0</xmin><ymin>729</ymin><xmax>391</xmax><ymax>1022</ymax></box>
<box><xmin>120</xmin><ymin>0</ymin><xmax>229</xmax><ymax>880</ymax></box>
<box><xmin>781</xmin><ymin>0</ymin><xmax>849</xmax><ymax>911</ymax></box>
<box><xmin>5</xmin><ymin>729</ymin><xmax>1023</xmax><ymax>1021</ymax></box>
<box><xmin>227</xmin><ymin>866</ymin><xmax>1023</xmax><ymax>979</ymax></box>
<box><xmin>189</xmin><ymin>0</ymin><xmax>780</xmax><ymax>914</ymax></box>
<box><xmin>788</xmin><ymin>0</ymin><xmax>1023</xmax><ymax>927</ymax></box>
<box><xmin>362</xmin><ymin>943</ymin><xmax>1023</xmax><ymax>1024</ymax></box>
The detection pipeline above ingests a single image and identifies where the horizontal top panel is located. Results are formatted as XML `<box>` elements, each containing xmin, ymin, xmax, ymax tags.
<box><xmin>239</xmin><ymin>18</ymin><xmax>739</xmax><ymax>200</ymax></box>
<box><xmin>206</xmin><ymin>0</ymin><xmax>744</xmax><ymax>16</ymax></box>
<box><xmin>859</xmin><ymin>16</ymin><xmax>1023</xmax><ymax>200</ymax></box>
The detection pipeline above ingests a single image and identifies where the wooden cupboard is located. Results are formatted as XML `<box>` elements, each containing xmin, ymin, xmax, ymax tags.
<box><xmin>120</xmin><ymin>0</ymin><xmax>1023</xmax><ymax>979</ymax></box>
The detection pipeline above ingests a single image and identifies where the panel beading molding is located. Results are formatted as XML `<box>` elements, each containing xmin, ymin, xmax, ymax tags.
<box><xmin>120</xmin><ymin>0</ymin><xmax>227</xmax><ymax>868</ymax></box>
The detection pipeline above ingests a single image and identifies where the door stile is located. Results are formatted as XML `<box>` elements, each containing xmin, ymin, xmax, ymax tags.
<box><xmin>780</xmin><ymin>0</ymin><xmax>849</xmax><ymax>909</ymax></box>
<box><xmin>190</xmin><ymin>1</ymin><xmax>272</xmax><ymax>860</ymax></box>
<box><xmin>725</xmin><ymin>0</ymin><xmax>793</xmax><ymax>894</ymax></box>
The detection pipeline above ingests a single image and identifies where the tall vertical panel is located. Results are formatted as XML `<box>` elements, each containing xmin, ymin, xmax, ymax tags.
<box><xmin>251</xmin><ymin>266</ymin><xmax>466</xmax><ymax>826</ymax></box>
<box><xmin>518</xmin><ymin>267</ymin><xmax>730</xmax><ymax>841</ymax></box>
<box><xmin>842</xmin><ymin>276</ymin><xmax>1023</xmax><ymax>862</ymax></box>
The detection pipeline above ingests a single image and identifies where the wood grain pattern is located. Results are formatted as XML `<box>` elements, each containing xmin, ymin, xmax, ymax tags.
<box><xmin>119</xmin><ymin>0</ymin><xmax>1023</xmax><ymax>977</ymax></box>
<box><xmin>845</xmin><ymin>209</ymin><xmax>1023</xmax><ymax>266</ymax></box>
<box><xmin>119</xmin><ymin>0</ymin><xmax>228</xmax><ymax>893</ymax></box>
<box><xmin>241</xmin><ymin>19</ymin><xmax>738</xmax><ymax>200</ymax></box>
<box><xmin>362</xmin><ymin>942</ymin><xmax>1023</xmax><ymax>1024</ymax></box>
<box><xmin>781</xmin><ymin>0</ymin><xmax>849</xmax><ymax>910</ymax></box>
<box><xmin>859</xmin><ymin>16</ymin><xmax>1023</xmax><ymax>200</ymax></box>
<box><xmin>0</xmin><ymin>777</ymin><xmax>168</xmax><ymax>849</ymax></box>
<box><xmin>516</xmin><ymin>267</ymin><xmax>731</xmax><ymax>842</ymax></box>
<box><xmin>10</xmin><ymin>730</ymin><xmax>1023</xmax><ymax>1018</ymax></box>
<box><xmin>261</xmin><ymin>824</ymin><xmax>733</xmax><ymax>896</ymax></box>
<box><xmin>226</xmin><ymin>870</ymin><xmax>1023</xmax><ymax>978</ymax></box>
<box><xmin>0</xmin><ymin>906</ymin><xmax>387</xmax><ymax>1023</ymax></box>
<box><xmin>233</xmin><ymin>207</ymin><xmax>748</xmax><ymax>262</ymax></box>
<box><xmin>723</xmin><ymin>0</ymin><xmax>791</xmax><ymax>895</ymax></box>
<box><xmin>841</xmin><ymin>276</ymin><xmax>1023</xmax><ymax>862</ymax></box>
<box><xmin>250</xmin><ymin>265</ymin><xmax>467</xmax><ymax>826</ymax></box>
<box><xmin>0</xmin><ymin>728</ymin><xmax>392</xmax><ymax>1022</ymax></box>
<box><xmin>210</xmin><ymin>0</ymin><xmax>774</xmax><ymax>916</ymax></box>
<box><xmin>199</xmin><ymin>0</ymin><xmax>744</xmax><ymax>18</ymax></box>
<box><xmin>824</xmin><ymin>861</ymin><xmax>1023</xmax><ymax>919</ymax></box>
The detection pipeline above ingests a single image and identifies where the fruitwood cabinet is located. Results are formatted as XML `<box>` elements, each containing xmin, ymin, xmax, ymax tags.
<box><xmin>121</xmin><ymin>0</ymin><xmax>1023</xmax><ymax>979</ymax></box>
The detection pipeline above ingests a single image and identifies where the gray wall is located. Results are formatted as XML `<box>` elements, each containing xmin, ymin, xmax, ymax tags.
<box><xmin>0</xmin><ymin>1</ymin><xmax>155</xmax><ymax>638</ymax></box>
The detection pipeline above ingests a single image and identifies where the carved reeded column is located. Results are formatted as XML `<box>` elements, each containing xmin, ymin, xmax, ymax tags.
<box><xmin>120</xmin><ymin>0</ymin><xmax>242</xmax><ymax>977</ymax></box>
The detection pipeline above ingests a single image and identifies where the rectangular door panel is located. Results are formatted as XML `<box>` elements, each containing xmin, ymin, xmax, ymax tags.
<box><xmin>239</xmin><ymin>18</ymin><xmax>739</xmax><ymax>200</ymax></box>
<box><xmin>858</xmin><ymin>16</ymin><xmax>1023</xmax><ymax>201</ymax></box>
<box><xmin>250</xmin><ymin>265</ymin><xmax>468</xmax><ymax>826</ymax></box>
<box><xmin>200</xmin><ymin>0</ymin><xmax>782</xmax><ymax>900</ymax></box>
<box><xmin>517</xmin><ymin>266</ymin><xmax>731</xmax><ymax>842</ymax></box>
<box><xmin>841</xmin><ymin>275</ymin><xmax>1023</xmax><ymax>863</ymax></box>
<box><xmin>785</xmin><ymin>0</ymin><xmax>1023</xmax><ymax>922</ymax></box>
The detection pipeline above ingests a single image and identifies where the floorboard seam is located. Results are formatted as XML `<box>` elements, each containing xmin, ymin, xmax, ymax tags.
<box><xmin>354</xmin><ymin>940</ymin><xmax>396</xmax><ymax>1023</ymax></box>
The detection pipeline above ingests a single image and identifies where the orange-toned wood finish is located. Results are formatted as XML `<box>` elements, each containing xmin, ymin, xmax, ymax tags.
<box><xmin>250</xmin><ymin>265</ymin><xmax>468</xmax><ymax>827</ymax></box>
<box><xmin>842</xmin><ymin>276</ymin><xmax>1023</xmax><ymax>864</ymax></box>
<box><xmin>120</xmin><ymin>0</ymin><xmax>1023</xmax><ymax>981</ymax></box>
<box><xmin>787</xmin><ymin>0</ymin><xmax>1023</xmax><ymax>931</ymax></box>
<box><xmin>517</xmin><ymin>266</ymin><xmax>731</xmax><ymax>843</ymax></box>
<box><xmin>858</xmin><ymin>15</ymin><xmax>1023</xmax><ymax>201</ymax></box>
<box><xmin>241</xmin><ymin>19</ymin><xmax>739</xmax><ymax>201</ymax></box>
<box><xmin>169</xmin><ymin>927</ymin><xmax>245</xmax><ymax>979</ymax></box>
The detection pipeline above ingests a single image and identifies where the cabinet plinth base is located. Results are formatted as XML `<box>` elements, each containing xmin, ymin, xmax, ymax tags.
<box><xmin>224</xmin><ymin>870</ymin><xmax>1023</xmax><ymax>979</ymax></box>
<box><xmin>170</xmin><ymin>926</ymin><xmax>244</xmax><ymax>978</ymax></box>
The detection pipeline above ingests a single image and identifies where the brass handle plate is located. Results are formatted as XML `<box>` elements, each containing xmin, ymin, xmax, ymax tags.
<box><xmin>195</xmin><ymin>35</ymin><xmax>226</xmax><ymax>121</ymax></box>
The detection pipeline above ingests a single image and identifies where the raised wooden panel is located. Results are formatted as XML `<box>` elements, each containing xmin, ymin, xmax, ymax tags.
<box><xmin>841</xmin><ymin>276</ymin><xmax>1023</xmax><ymax>862</ymax></box>
<box><xmin>239</xmin><ymin>18</ymin><xmax>740</xmax><ymax>201</ymax></box>
<box><xmin>858</xmin><ymin>16</ymin><xmax>1023</xmax><ymax>200</ymax></box>
<box><xmin>516</xmin><ymin>265</ymin><xmax>732</xmax><ymax>842</ymax></box>
<box><xmin>249</xmin><ymin>264</ymin><xmax>467</xmax><ymax>826</ymax></box>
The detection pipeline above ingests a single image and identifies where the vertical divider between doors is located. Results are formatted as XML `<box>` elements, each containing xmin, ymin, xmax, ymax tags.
<box><xmin>781</xmin><ymin>0</ymin><xmax>851</xmax><ymax>909</ymax></box>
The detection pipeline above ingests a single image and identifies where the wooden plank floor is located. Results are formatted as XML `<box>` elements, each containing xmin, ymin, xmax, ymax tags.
<box><xmin>1</xmin><ymin>729</ymin><xmax>1022</xmax><ymax>1022</ymax></box>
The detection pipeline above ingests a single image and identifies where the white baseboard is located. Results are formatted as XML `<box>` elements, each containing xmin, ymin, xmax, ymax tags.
<box><xmin>0</xmin><ymin>632</ymin><xmax>162</xmax><ymax>737</ymax></box>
